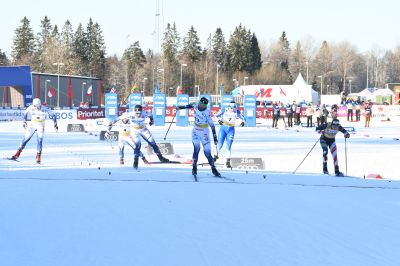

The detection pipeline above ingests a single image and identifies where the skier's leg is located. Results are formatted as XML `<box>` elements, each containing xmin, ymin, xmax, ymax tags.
<box><xmin>320</xmin><ymin>138</ymin><xmax>329</xmax><ymax>174</ymax></box>
<box><xmin>118</xmin><ymin>140</ymin><xmax>125</xmax><ymax>164</ymax></box>
<box><xmin>192</xmin><ymin>129</ymin><xmax>201</xmax><ymax>167</ymax></box>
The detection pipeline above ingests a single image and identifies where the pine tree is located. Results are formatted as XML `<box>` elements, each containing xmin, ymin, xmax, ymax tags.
<box><xmin>289</xmin><ymin>41</ymin><xmax>306</xmax><ymax>79</ymax></box>
<box><xmin>84</xmin><ymin>19</ymin><xmax>106</xmax><ymax>78</ymax></box>
<box><xmin>162</xmin><ymin>23</ymin><xmax>180</xmax><ymax>66</ymax></box>
<box><xmin>0</xmin><ymin>49</ymin><xmax>9</xmax><ymax>65</ymax></box>
<box><xmin>36</xmin><ymin>16</ymin><xmax>52</xmax><ymax>54</ymax></box>
<box><xmin>247</xmin><ymin>33</ymin><xmax>262</xmax><ymax>74</ymax></box>
<box><xmin>11</xmin><ymin>16</ymin><xmax>35</xmax><ymax>63</ymax></box>
<box><xmin>123</xmin><ymin>41</ymin><xmax>146</xmax><ymax>87</ymax></box>
<box><xmin>211</xmin><ymin>28</ymin><xmax>227</xmax><ymax>69</ymax></box>
<box><xmin>182</xmin><ymin>26</ymin><xmax>201</xmax><ymax>63</ymax></box>
<box><xmin>73</xmin><ymin>23</ymin><xmax>88</xmax><ymax>73</ymax></box>
<box><xmin>228</xmin><ymin>24</ymin><xmax>252</xmax><ymax>73</ymax></box>
<box><xmin>162</xmin><ymin>22</ymin><xmax>180</xmax><ymax>90</ymax></box>
<box><xmin>278</xmin><ymin>31</ymin><xmax>293</xmax><ymax>83</ymax></box>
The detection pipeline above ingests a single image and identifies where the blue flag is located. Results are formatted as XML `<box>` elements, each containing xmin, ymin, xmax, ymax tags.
<box><xmin>154</xmin><ymin>83</ymin><xmax>160</xmax><ymax>94</ymax></box>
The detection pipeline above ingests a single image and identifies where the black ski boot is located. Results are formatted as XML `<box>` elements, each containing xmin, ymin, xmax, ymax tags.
<box><xmin>323</xmin><ymin>163</ymin><xmax>328</xmax><ymax>174</ymax></box>
<box><xmin>133</xmin><ymin>157</ymin><xmax>139</xmax><ymax>170</ymax></box>
<box><xmin>334</xmin><ymin>166</ymin><xmax>344</xmax><ymax>177</ymax></box>
<box><xmin>211</xmin><ymin>166</ymin><xmax>221</xmax><ymax>177</ymax></box>
<box><xmin>142</xmin><ymin>156</ymin><xmax>150</xmax><ymax>165</ymax></box>
<box><xmin>157</xmin><ymin>154</ymin><xmax>170</xmax><ymax>163</ymax></box>
<box><xmin>120</xmin><ymin>158</ymin><xmax>124</xmax><ymax>165</ymax></box>
<box><xmin>213</xmin><ymin>155</ymin><xmax>219</xmax><ymax>162</ymax></box>
<box><xmin>226</xmin><ymin>158</ymin><xmax>232</xmax><ymax>169</ymax></box>
<box><xmin>192</xmin><ymin>165</ymin><xmax>197</xmax><ymax>176</ymax></box>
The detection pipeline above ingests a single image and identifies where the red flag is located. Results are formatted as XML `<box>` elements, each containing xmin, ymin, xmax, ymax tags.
<box><xmin>176</xmin><ymin>86</ymin><xmax>183</xmax><ymax>95</ymax></box>
<box><xmin>48</xmin><ymin>86</ymin><xmax>55</xmax><ymax>98</ymax></box>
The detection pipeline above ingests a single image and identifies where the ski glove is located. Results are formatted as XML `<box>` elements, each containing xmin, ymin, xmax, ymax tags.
<box><xmin>213</xmin><ymin>133</ymin><xmax>218</xmax><ymax>145</ymax></box>
<box><xmin>104</xmin><ymin>131</ymin><xmax>110</xmax><ymax>138</ymax></box>
<box><xmin>344</xmin><ymin>132</ymin><xmax>350</xmax><ymax>138</ymax></box>
<box><xmin>149</xmin><ymin>118</ymin><xmax>154</xmax><ymax>126</ymax></box>
<box><xmin>23</xmin><ymin>121</ymin><xmax>27</xmax><ymax>129</ymax></box>
<box><xmin>240</xmin><ymin>121</ymin><xmax>245</xmax><ymax>127</ymax></box>
<box><xmin>218</xmin><ymin>120</ymin><xmax>223</xmax><ymax>125</ymax></box>
<box><xmin>54</xmin><ymin>124</ymin><xmax>58</xmax><ymax>132</ymax></box>
<box><xmin>177</xmin><ymin>106</ymin><xmax>186</xmax><ymax>110</ymax></box>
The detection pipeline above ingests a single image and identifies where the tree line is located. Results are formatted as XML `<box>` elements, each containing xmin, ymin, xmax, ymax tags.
<box><xmin>1</xmin><ymin>16</ymin><xmax>400</xmax><ymax>101</ymax></box>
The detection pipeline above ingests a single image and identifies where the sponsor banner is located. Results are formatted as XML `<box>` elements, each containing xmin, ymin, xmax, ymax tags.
<box><xmin>244</xmin><ymin>95</ymin><xmax>257</xmax><ymax>127</ymax></box>
<box><xmin>230</xmin><ymin>157</ymin><xmax>265</xmax><ymax>170</ymax></box>
<box><xmin>145</xmin><ymin>142</ymin><xmax>174</xmax><ymax>155</ymax></box>
<box><xmin>0</xmin><ymin>109</ymin><xmax>25</xmax><ymax>121</ymax></box>
<box><xmin>105</xmin><ymin>93</ymin><xmax>118</xmax><ymax>121</ymax></box>
<box><xmin>50</xmin><ymin>109</ymin><xmax>77</xmax><ymax>120</ymax></box>
<box><xmin>67</xmin><ymin>124</ymin><xmax>85</xmax><ymax>132</ymax></box>
<box><xmin>221</xmin><ymin>95</ymin><xmax>234</xmax><ymax>111</ymax></box>
<box><xmin>176</xmin><ymin>94</ymin><xmax>189</xmax><ymax>126</ymax></box>
<box><xmin>99</xmin><ymin>130</ymin><xmax>119</xmax><ymax>141</ymax></box>
<box><xmin>153</xmin><ymin>93</ymin><xmax>166</xmax><ymax>126</ymax></box>
<box><xmin>77</xmin><ymin>108</ymin><xmax>105</xmax><ymax>120</ymax></box>
<box><xmin>0</xmin><ymin>109</ymin><xmax>77</xmax><ymax>121</ymax></box>
<box><xmin>129</xmin><ymin>93</ymin><xmax>142</xmax><ymax>112</ymax></box>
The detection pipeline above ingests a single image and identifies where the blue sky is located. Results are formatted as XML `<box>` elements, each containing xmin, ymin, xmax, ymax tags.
<box><xmin>1</xmin><ymin>0</ymin><xmax>399</xmax><ymax>57</ymax></box>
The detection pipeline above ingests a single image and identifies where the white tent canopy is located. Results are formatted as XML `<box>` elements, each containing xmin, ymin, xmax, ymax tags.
<box><xmin>237</xmin><ymin>73</ymin><xmax>319</xmax><ymax>104</ymax></box>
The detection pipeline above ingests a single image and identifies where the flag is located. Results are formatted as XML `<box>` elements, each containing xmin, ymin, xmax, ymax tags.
<box><xmin>176</xmin><ymin>86</ymin><xmax>183</xmax><ymax>95</ymax></box>
<box><xmin>48</xmin><ymin>86</ymin><xmax>55</xmax><ymax>98</ymax></box>
<box><xmin>279</xmin><ymin>87</ymin><xmax>286</xmax><ymax>96</ymax></box>
<box><xmin>131</xmin><ymin>84</ymin><xmax>139</xmax><ymax>93</ymax></box>
<box><xmin>110</xmin><ymin>87</ymin><xmax>117</xmax><ymax>93</ymax></box>
<box><xmin>219</xmin><ymin>85</ymin><xmax>224</xmax><ymax>96</ymax></box>
<box><xmin>86</xmin><ymin>85</ymin><xmax>93</xmax><ymax>96</ymax></box>
<box><xmin>154</xmin><ymin>83</ymin><xmax>160</xmax><ymax>94</ymax></box>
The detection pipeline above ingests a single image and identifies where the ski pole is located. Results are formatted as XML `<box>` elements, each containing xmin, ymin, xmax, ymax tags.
<box><xmin>292</xmin><ymin>138</ymin><xmax>320</xmax><ymax>175</ymax></box>
<box><xmin>163</xmin><ymin>112</ymin><xmax>176</xmax><ymax>140</ymax></box>
<box><xmin>345</xmin><ymin>138</ymin><xmax>347</xmax><ymax>176</ymax></box>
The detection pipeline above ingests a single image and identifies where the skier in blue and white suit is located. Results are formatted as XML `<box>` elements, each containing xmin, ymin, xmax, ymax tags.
<box><xmin>106</xmin><ymin>111</ymin><xmax>149</xmax><ymax>166</ymax></box>
<box><xmin>178</xmin><ymin>97</ymin><xmax>221</xmax><ymax>177</ymax></box>
<box><xmin>214</xmin><ymin>100</ymin><xmax>245</xmax><ymax>168</ymax></box>
<box><xmin>123</xmin><ymin>105</ymin><xmax>169</xmax><ymax>169</ymax></box>
<box><xmin>10</xmin><ymin>98</ymin><xmax>58</xmax><ymax>164</ymax></box>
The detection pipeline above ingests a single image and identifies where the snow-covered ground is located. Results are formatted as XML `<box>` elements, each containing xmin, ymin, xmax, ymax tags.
<box><xmin>1</xmin><ymin>117</ymin><xmax>400</xmax><ymax>266</ymax></box>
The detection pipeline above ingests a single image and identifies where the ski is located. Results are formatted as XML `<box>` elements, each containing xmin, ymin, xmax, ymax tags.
<box><xmin>149</xmin><ymin>160</ymin><xmax>185</xmax><ymax>164</ymax></box>
<box><xmin>5</xmin><ymin>157</ymin><xmax>20</xmax><ymax>162</ymax></box>
<box><xmin>206</xmin><ymin>174</ymin><xmax>235</xmax><ymax>182</ymax></box>
<box><xmin>193</xmin><ymin>174</ymin><xmax>198</xmax><ymax>182</ymax></box>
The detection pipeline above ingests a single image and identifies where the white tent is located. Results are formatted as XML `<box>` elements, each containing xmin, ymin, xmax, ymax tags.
<box><xmin>237</xmin><ymin>73</ymin><xmax>319</xmax><ymax>104</ymax></box>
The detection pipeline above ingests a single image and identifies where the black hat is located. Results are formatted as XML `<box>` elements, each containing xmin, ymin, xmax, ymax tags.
<box><xmin>134</xmin><ymin>105</ymin><xmax>142</xmax><ymax>112</ymax></box>
<box><xmin>199</xmin><ymin>97</ymin><xmax>208</xmax><ymax>106</ymax></box>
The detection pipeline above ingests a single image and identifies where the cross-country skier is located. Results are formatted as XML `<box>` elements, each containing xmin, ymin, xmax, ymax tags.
<box><xmin>118</xmin><ymin>105</ymin><xmax>170</xmax><ymax>169</ymax></box>
<box><xmin>214</xmin><ymin>100</ymin><xmax>245</xmax><ymax>168</ymax></box>
<box><xmin>177</xmin><ymin>97</ymin><xmax>221</xmax><ymax>177</ymax></box>
<box><xmin>10</xmin><ymin>98</ymin><xmax>58</xmax><ymax>163</ymax></box>
<box><xmin>315</xmin><ymin>118</ymin><xmax>350</xmax><ymax>176</ymax></box>
<box><xmin>106</xmin><ymin>112</ymin><xmax>149</xmax><ymax>166</ymax></box>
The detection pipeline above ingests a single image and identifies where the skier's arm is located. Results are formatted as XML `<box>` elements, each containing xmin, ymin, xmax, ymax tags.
<box><xmin>339</xmin><ymin>126</ymin><xmax>350</xmax><ymax>138</ymax></box>
<box><xmin>236</xmin><ymin>109</ymin><xmax>246</xmax><ymax>126</ymax></box>
<box><xmin>215</xmin><ymin>110</ymin><xmax>224</xmax><ymax>125</ymax></box>
<box><xmin>177</xmin><ymin>104</ymin><xmax>193</xmax><ymax>109</ymax></box>
<box><xmin>315</xmin><ymin>123</ymin><xmax>327</xmax><ymax>134</ymax></box>
<box><xmin>48</xmin><ymin>109</ymin><xmax>58</xmax><ymax>131</ymax></box>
